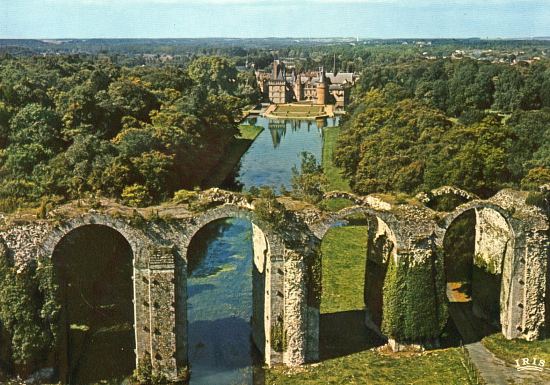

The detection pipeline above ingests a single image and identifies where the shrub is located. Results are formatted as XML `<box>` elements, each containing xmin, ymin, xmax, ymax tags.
<box><xmin>172</xmin><ymin>189</ymin><xmax>198</xmax><ymax>204</ymax></box>
<box><xmin>121</xmin><ymin>184</ymin><xmax>152</xmax><ymax>208</ymax></box>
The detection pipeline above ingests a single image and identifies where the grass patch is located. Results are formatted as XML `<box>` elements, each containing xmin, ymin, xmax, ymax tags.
<box><xmin>266</xmin><ymin>348</ymin><xmax>473</xmax><ymax>385</ymax></box>
<box><xmin>321</xmin><ymin>225</ymin><xmax>368</xmax><ymax>314</ymax></box>
<box><xmin>271</xmin><ymin>104</ymin><xmax>325</xmax><ymax>117</ymax></box>
<box><xmin>319</xmin><ymin>197</ymin><xmax>355</xmax><ymax>212</ymax></box>
<box><xmin>482</xmin><ymin>333</ymin><xmax>550</xmax><ymax>363</ymax></box>
<box><xmin>322</xmin><ymin>126</ymin><xmax>351</xmax><ymax>192</ymax></box>
<box><xmin>237</xmin><ymin>124</ymin><xmax>263</xmax><ymax>140</ymax></box>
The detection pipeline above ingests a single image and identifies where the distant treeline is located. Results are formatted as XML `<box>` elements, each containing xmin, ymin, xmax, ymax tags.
<box><xmin>0</xmin><ymin>54</ymin><xmax>260</xmax><ymax>211</ymax></box>
<box><xmin>2</xmin><ymin>38</ymin><xmax>549</xmax><ymax>71</ymax></box>
<box><xmin>335</xmin><ymin>58</ymin><xmax>550</xmax><ymax>197</ymax></box>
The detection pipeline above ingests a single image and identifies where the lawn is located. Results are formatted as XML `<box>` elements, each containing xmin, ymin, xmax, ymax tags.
<box><xmin>266</xmin><ymin>348</ymin><xmax>475</xmax><ymax>385</ymax></box>
<box><xmin>482</xmin><ymin>333</ymin><xmax>550</xmax><ymax>363</ymax></box>
<box><xmin>322</xmin><ymin>126</ymin><xmax>351</xmax><ymax>192</ymax></box>
<box><xmin>321</xmin><ymin>225</ymin><xmax>368</xmax><ymax>314</ymax></box>
<box><xmin>237</xmin><ymin>124</ymin><xmax>264</xmax><ymax>140</ymax></box>
<box><xmin>272</xmin><ymin>104</ymin><xmax>325</xmax><ymax>116</ymax></box>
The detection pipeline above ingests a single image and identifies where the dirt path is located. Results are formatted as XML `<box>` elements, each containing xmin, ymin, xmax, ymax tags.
<box><xmin>449</xmin><ymin>303</ymin><xmax>549</xmax><ymax>384</ymax></box>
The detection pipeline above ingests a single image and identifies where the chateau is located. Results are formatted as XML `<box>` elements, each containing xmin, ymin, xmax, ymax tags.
<box><xmin>256</xmin><ymin>60</ymin><xmax>357</xmax><ymax>108</ymax></box>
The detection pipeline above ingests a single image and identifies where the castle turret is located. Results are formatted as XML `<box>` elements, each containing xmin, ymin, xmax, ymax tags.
<box><xmin>294</xmin><ymin>73</ymin><xmax>303</xmax><ymax>102</ymax></box>
<box><xmin>316</xmin><ymin>67</ymin><xmax>328</xmax><ymax>105</ymax></box>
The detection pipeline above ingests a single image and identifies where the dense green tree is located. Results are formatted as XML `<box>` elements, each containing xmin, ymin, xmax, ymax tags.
<box><xmin>291</xmin><ymin>152</ymin><xmax>328</xmax><ymax>203</ymax></box>
<box><xmin>186</xmin><ymin>56</ymin><xmax>238</xmax><ymax>95</ymax></box>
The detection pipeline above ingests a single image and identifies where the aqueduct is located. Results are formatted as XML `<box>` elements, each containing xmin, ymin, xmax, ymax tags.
<box><xmin>0</xmin><ymin>187</ymin><xmax>547</xmax><ymax>381</ymax></box>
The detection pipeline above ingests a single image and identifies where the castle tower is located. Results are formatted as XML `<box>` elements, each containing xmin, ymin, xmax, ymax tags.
<box><xmin>294</xmin><ymin>72</ymin><xmax>303</xmax><ymax>102</ymax></box>
<box><xmin>316</xmin><ymin>66</ymin><xmax>328</xmax><ymax>105</ymax></box>
<box><xmin>272</xmin><ymin>60</ymin><xmax>280</xmax><ymax>79</ymax></box>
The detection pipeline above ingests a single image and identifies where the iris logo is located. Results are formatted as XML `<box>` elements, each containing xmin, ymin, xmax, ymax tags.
<box><xmin>515</xmin><ymin>358</ymin><xmax>545</xmax><ymax>372</ymax></box>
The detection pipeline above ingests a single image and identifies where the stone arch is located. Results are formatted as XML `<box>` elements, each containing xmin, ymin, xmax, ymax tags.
<box><xmin>312</xmin><ymin>205</ymin><xmax>398</xmax><ymax>246</ymax></box>
<box><xmin>311</xmin><ymin>205</ymin><xmax>400</xmax><ymax>347</ymax></box>
<box><xmin>39</xmin><ymin>214</ymin><xmax>149</xmax><ymax>267</ymax></box>
<box><xmin>417</xmin><ymin>186</ymin><xmax>478</xmax><ymax>212</ymax></box>
<box><xmin>48</xmin><ymin>221</ymin><xmax>138</xmax><ymax>383</ymax></box>
<box><xmin>175</xmin><ymin>204</ymin><xmax>286</xmax><ymax>369</ymax></box>
<box><xmin>38</xmin><ymin>214</ymin><xmax>163</xmax><ymax>380</ymax></box>
<box><xmin>440</xmin><ymin>201</ymin><xmax>519</xmax><ymax>340</ymax></box>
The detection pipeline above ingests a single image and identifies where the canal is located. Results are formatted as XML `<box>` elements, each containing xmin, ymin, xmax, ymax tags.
<box><xmin>186</xmin><ymin>115</ymin><xmax>338</xmax><ymax>385</ymax></box>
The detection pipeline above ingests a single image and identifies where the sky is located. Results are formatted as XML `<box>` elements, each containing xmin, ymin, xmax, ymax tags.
<box><xmin>1</xmin><ymin>0</ymin><xmax>549</xmax><ymax>39</ymax></box>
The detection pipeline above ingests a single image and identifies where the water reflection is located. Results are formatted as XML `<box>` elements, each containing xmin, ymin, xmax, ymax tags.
<box><xmin>223</xmin><ymin>116</ymin><xmax>339</xmax><ymax>191</ymax></box>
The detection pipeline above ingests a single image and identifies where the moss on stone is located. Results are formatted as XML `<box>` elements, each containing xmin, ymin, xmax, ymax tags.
<box><xmin>271</xmin><ymin>316</ymin><xmax>287</xmax><ymax>353</ymax></box>
<box><xmin>382</xmin><ymin>251</ymin><xmax>447</xmax><ymax>342</ymax></box>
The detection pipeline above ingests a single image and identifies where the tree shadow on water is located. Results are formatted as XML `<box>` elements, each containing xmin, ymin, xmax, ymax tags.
<box><xmin>320</xmin><ymin>310</ymin><xmax>386</xmax><ymax>361</ymax></box>
<box><xmin>187</xmin><ymin>317</ymin><xmax>266</xmax><ymax>385</ymax></box>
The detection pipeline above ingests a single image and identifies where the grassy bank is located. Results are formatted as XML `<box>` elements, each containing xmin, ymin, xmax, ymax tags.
<box><xmin>482</xmin><ymin>333</ymin><xmax>550</xmax><ymax>363</ymax></box>
<box><xmin>201</xmin><ymin>124</ymin><xmax>263</xmax><ymax>188</ymax></box>
<box><xmin>266</xmin><ymin>348</ymin><xmax>474</xmax><ymax>385</ymax></box>
<box><xmin>322</xmin><ymin>126</ymin><xmax>351</xmax><ymax>192</ymax></box>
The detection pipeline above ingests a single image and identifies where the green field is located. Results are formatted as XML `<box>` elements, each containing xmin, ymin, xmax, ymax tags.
<box><xmin>321</xmin><ymin>226</ymin><xmax>368</xmax><ymax>313</ymax></box>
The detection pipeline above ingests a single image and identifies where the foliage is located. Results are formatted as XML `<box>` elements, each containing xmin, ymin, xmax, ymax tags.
<box><xmin>132</xmin><ymin>360</ymin><xmax>169</xmax><ymax>385</ymax></box>
<box><xmin>335</xmin><ymin>82</ymin><xmax>550</xmax><ymax>197</ymax></box>
<box><xmin>382</xmin><ymin>255</ymin><xmax>447</xmax><ymax>342</ymax></box>
<box><xmin>271</xmin><ymin>316</ymin><xmax>287</xmax><ymax>353</ymax></box>
<box><xmin>0</xmin><ymin>251</ymin><xmax>59</xmax><ymax>372</ymax></box>
<box><xmin>322</xmin><ymin>126</ymin><xmax>351</xmax><ymax>192</ymax></box>
<box><xmin>0</xmin><ymin>55</ymin><xmax>247</xmax><ymax>209</ymax></box>
<box><xmin>291</xmin><ymin>152</ymin><xmax>328</xmax><ymax>203</ymax></box>
<box><xmin>172</xmin><ymin>189</ymin><xmax>199</xmax><ymax>204</ymax></box>
<box><xmin>521</xmin><ymin>167</ymin><xmax>550</xmax><ymax>191</ymax></box>
<box><xmin>525</xmin><ymin>192</ymin><xmax>549</xmax><ymax>210</ymax></box>
<box><xmin>121</xmin><ymin>184</ymin><xmax>152</xmax><ymax>208</ymax></box>
<box><xmin>253</xmin><ymin>187</ymin><xmax>288</xmax><ymax>231</ymax></box>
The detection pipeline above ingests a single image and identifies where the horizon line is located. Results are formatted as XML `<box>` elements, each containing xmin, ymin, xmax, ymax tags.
<box><xmin>1</xmin><ymin>36</ymin><xmax>550</xmax><ymax>41</ymax></box>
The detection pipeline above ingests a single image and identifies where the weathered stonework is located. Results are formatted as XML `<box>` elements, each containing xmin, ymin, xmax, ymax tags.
<box><xmin>0</xmin><ymin>187</ymin><xmax>547</xmax><ymax>379</ymax></box>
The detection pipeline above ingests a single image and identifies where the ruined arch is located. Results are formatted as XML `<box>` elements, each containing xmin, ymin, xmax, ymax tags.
<box><xmin>39</xmin><ymin>215</ymin><xmax>148</xmax><ymax>266</ymax></box>
<box><xmin>312</xmin><ymin>205</ymin><xmax>400</xmax><ymax>357</ymax></box>
<box><xmin>37</xmin><ymin>214</ymin><xmax>166</xmax><ymax>382</ymax></box>
<box><xmin>441</xmin><ymin>202</ymin><xmax>518</xmax><ymax>340</ymax></box>
<box><xmin>50</xmin><ymin>222</ymin><xmax>137</xmax><ymax>383</ymax></box>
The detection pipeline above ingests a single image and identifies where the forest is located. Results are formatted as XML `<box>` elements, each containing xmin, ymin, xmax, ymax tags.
<box><xmin>0</xmin><ymin>41</ymin><xmax>549</xmax><ymax>214</ymax></box>
<box><xmin>0</xmin><ymin>54</ymin><xmax>260</xmax><ymax>211</ymax></box>
<box><xmin>335</xmin><ymin>58</ymin><xmax>550</xmax><ymax>197</ymax></box>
